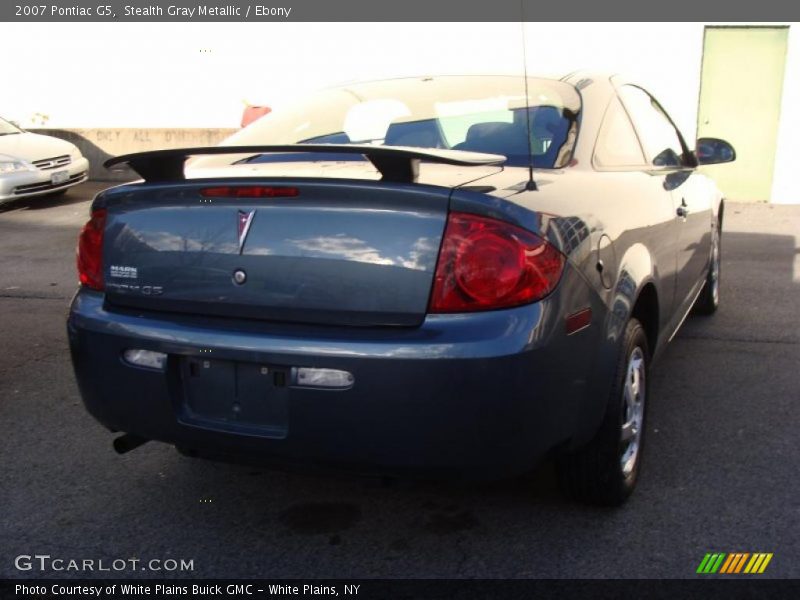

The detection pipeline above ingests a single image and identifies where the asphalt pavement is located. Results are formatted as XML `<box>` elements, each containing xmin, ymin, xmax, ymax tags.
<box><xmin>0</xmin><ymin>183</ymin><xmax>798</xmax><ymax>579</ymax></box>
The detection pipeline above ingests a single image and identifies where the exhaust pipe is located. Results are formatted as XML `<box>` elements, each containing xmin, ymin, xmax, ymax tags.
<box><xmin>113</xmin><ymin>433</ymin><xmax>149</xmax><ymax>454</ymax></box>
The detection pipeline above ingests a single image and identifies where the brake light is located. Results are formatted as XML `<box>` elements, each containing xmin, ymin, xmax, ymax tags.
<box><xmin>77</xmin><ymin>208</ymin><xmax>106</xmax><ymax>290</ymax></box>
<box><xmin>200</xmin><ymin>186</ymin><xmax>299</xmax><ymax>198</ymax></box>
<box><xmin>429</xmin><ymin>212</ymin><xmax>564</xmax><ymax>312</ymax></box>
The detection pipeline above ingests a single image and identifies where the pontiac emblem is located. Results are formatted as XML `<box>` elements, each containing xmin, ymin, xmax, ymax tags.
<box><xmin>237</xmin><ymin>210</ymin><xmax>255</xmax><ymax>254</ymax></box>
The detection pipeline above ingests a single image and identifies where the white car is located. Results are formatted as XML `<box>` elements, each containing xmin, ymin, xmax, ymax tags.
<box><xmin>0</xmin><ymin>117</ymin><xmax>89</xmax><ymax>203</ymax></box>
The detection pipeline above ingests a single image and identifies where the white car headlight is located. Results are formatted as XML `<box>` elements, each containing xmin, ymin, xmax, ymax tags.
<box><xmin>0</xmin><ymin>159</ymin><xmax>35</xmax><ymax>174</ymax></box>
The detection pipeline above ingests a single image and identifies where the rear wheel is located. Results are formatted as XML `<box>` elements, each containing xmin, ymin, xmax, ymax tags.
<box><xmin>557</xmin><ymin>318</ymin><xmax>649</xmax><ymax>506</ymax></box>
<box><xmin>694</xmin><ymin>224</ymin><xmax>721</xmax><ymax>315</ymax></box>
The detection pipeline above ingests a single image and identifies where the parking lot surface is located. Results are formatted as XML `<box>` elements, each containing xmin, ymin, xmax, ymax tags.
<box><xmin>1</xmin><ymin>182</ymin><xmax>798</xmax><ymax>578</ymax></box>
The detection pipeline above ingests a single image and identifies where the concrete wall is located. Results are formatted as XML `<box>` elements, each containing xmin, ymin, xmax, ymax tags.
<box><xmin>771</xmin><ymin>26</ymin><xmax>800</xmax><ymax>204</ymax></box>
<box><xmin>29</xmin><ymin>128</ymin><xmax>237</xmax><ymax>181</ymax></box>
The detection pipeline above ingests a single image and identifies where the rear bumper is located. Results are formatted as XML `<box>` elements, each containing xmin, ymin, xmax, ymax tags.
<box><xmin>68</xmin><ymin>288</ymin><xmax>606</xmax><ymax>479</ymax></box>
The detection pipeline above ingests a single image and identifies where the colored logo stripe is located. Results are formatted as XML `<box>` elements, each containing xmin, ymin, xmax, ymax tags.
<box><xmin>698</xmin><ymin>552</ymin><xmax>773</xmax><ymax>574</ymax></box>
<box><xmin>719</xmin><ymin>553</ymin><xmax>749</xmax><ymax>573</ymax></box>
<box><xmin>697</xmin><ymin>553</ymin><xmax>726</xmax><ymax>573</ymax></box>
<box><xmin>744</xmin><ymin>553</ymin><xmax>773</xmax><ymax>574</ymax></box>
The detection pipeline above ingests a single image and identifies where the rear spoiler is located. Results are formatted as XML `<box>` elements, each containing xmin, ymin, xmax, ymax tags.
<box><xmin>104</xmin><ymin>144</ymin><xmax>506</xmax><ymax>184</ymax></box>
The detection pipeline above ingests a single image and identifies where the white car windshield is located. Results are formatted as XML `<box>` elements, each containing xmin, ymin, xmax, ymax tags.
<box><xmin>0</xmin><ymin>118</ymin><xmax>22</xmax><ymax>136</ymax></box>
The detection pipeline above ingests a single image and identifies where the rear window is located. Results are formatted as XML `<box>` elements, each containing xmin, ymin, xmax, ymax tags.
<box><xmin>223</xmin><ymin>76</ymin><xmax>581</xmax><ymax>169</ymax></box>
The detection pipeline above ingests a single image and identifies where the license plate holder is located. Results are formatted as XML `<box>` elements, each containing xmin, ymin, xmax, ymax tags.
<box><xmin>179</xmin><ymin>358</ymin><xmax>289</xmax><ymax>437</ymax></box>
<box><xmin>50</xmin><ymin>170</ymin><xmax>69</xmax><ymax>185</ymax></box>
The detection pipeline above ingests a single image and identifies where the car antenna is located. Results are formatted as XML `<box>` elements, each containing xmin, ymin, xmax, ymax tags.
<box><xmin>519</xmin><ymin>4</ymin><xmax>537</xmax><ymax>191</ymax></box>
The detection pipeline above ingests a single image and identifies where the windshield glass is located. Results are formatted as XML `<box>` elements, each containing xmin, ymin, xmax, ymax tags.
<box><xmin>0</xmin><ymin>117</ymin><xmax>22</xmax><ymax>135</ymax></box>
<box><xmin>222</xmin><ymin>76</ymin><xmax>581</xmax><ymax>169</ymax></box>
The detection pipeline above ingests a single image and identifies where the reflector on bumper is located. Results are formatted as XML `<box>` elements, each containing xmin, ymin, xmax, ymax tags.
<box><xmin>123</xmin><ymin>349</ymin><xmax>167</xmax><ymax>370</ymax></box>
<box><xmin>293</xmin><ymin>367</ymin><xmax>354</xmax><ymax>389</ymax></box>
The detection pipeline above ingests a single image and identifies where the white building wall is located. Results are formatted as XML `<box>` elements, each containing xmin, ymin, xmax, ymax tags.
<box><xmin>0</xmin><ymin>22</ymin><xmax>794</xmax><ymax>201</ymax></box>
<box><xmin>0</xmin><ymin>22</ymin><xmax>706</xmax><ymax>137</ymax></box>
<box><xmin>770</xmin><ymin>25</ymin><xmax>799</xmax><ymax>204</ymax></box>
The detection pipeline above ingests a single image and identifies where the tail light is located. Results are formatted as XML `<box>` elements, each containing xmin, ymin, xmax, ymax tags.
<box><xmin>429</xmin><ymin>212</ymin><xmax>564</xmax><ymax>312</ymax></box>
<box><xmin>77</xmin><ymin>208</ymin><xmax>106</xmax><ymax>290</ymax></box>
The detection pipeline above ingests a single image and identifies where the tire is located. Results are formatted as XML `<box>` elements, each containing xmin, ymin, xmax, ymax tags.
<box><xmin>557</xmin><ymin>318</ymin><xmax>649</xmax><ymax>506</ymax></box>
<box><xmin>694</xmin><ymin>223</ymin><xmax>721</xmax><ymax>315</ymax></box>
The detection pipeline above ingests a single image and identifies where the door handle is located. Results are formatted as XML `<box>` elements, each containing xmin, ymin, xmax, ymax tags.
<box><xmin>677</xmin><ymin>198</ymin><xmax>689</xmax><ymax>218</ymax></box>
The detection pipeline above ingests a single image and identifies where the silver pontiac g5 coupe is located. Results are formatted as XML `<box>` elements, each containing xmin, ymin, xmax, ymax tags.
<box><xmin>67</xmin><ymin>74</ymin><xmax>734</xmax><ymax>505</ymax></box>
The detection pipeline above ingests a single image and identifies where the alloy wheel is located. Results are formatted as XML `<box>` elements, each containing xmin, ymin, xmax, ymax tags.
<box><xmin>620</xmin><ymin>346</ymin><xmax>646</xmax><ymax>477</ymax></box>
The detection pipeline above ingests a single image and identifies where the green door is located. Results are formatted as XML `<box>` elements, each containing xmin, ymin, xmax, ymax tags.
<box><xmin>697</xmin><ymin>26</ymin><xmax>789</xmax><ymax>202</ymax></box>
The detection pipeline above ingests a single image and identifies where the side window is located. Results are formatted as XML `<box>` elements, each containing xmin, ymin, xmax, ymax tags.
<box><xmin>594</xmin><ymin>96</ymin><xmax>646</xmax><ymax>168</ymax></box>
<box><xmin>619</xmin><ymin>85</ymin><xmax>686</xmax><ymax>167</ymax></box>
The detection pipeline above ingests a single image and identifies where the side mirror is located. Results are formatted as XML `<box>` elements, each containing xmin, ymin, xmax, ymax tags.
<box><xmin>695</xmin><ymin>137</ymin><xmax>736</xmax><ymax>165</ymax></box>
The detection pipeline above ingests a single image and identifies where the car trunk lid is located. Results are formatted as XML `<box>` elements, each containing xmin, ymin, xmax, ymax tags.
<box><xmin>100</xmin><ymin>179</ymin><xmax>452</xmax><ymax>327</ymax></box>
